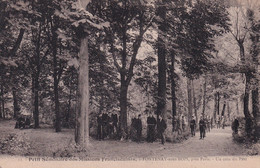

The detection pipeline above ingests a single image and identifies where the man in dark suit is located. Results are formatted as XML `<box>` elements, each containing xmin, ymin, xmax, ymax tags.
<box><xmin>136</xmin><ymin>114</ymin><xmax>142</xmax><ymax>142</ymax></box>
<box><xmin>102</xmin><ymin>112</ymin><xmax>109</xmax><ymax>138</ymax></box>
<box><xmin>147</xmin><ymin>113</ymin><xmax>157</xmax><ymax>142</ymax></box>
<box><xmin>157</xmin><ymin>115</ymin><xmax>167</xmax><ymax>145</ymax></box>
<box><xmin>199</xmin><ymin>116</ymin><xmax>206</xmax><ymax>139</ymax></box>
<box><xmin>190</xmin><ymin>116</ymin><xmax>196</xmax><ymax>136</ymax></box>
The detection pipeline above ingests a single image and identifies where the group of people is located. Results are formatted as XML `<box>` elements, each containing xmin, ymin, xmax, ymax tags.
<box><xmin>97</xmin><ymin>111</ymin><xmax>240</xmax><ymax>143</ymax></box>
<box><xmin>190</xmin><ymin>115</ymin><xmax>214</xmax><ymax>140</ymax></box>
<box><xmin>130</xmin><ymin>114</ymin><xmax>167</xmax><ymax>144</ymax></box>
<box><xmin>96</xmin><ymin>112</ymin><xmax>118</xmax><ymax>140</ymax></box>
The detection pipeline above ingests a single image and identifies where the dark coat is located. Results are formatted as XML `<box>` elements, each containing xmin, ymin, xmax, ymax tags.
<box><xmin>199</xmin><ymin>119</ymin><xmax>205</xmax><ymax>129</ymax></box>
<box><xmin>190</xmin><ymin>119</ymin><xmax>196</xmax><ymax>128</ymax></box>
<box><xmin>136</xmin><ymin>118</ymin><xmax>142</xmax><ymax>132</ymax></box>
<box><xmin>158</xmin><ymin>119</ymin><xmax>167</xmax><ymax>133</ymax></box>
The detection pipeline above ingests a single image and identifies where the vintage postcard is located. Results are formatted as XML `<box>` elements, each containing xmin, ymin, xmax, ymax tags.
<box><xmin>0</xmin><ymin>0</ymin><xmax>259</xmax><ymax>167</ymax></box>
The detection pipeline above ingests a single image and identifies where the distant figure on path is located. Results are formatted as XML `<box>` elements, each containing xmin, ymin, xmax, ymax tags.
<box><xmin>210</xmin><ymin>117</ymin><xmax>213</xmax><ymax>129</ymax></box>
<box><xmin>102</xmin><ymin>112</ymin><xmax>109</xmax><ymax>138</ymax></box>
<box><xmin>108</xmin><ymin>112</ymin><xmax>114</xmax><ymax>138</ymax></box>
<box><xmin>130</xmin><ymin>115</ymin><xmax>137</xmax><ymax>141</ymax></box>
<box><xmin>216</xmin><ymin>116</ymin><xmax>220</xmax><ymax>129</ymax></box>
<box><xmin>112</xmin><ymin>113</ymin><xmax>118</xmax><ymax>135</ymax></box>
<box><xmin>232</xmin><ymin>117</ymin><xmax>239</xmax><ymax>134</ymax></box>
<box><xmin>147</xmin><ymin>113</ymin><xmax>156</xmax><ymax>142</ymax></box>
<box><xmin>190</xmin><ymin>116</ymin><xmax>196</xmax><ymax>137</ymax></box>
<box><xmin>136</xmin><ymin>114</ymin><xmax>142</xmax><ymax>142</ymax></box>
<box><xmin>157</xmin><ymin>115</ymin><xmax>167</xmax><ymax>145</ymax></box>
<box><xmin>199</xmin><ymin>116</ymin><xmax>206</xmax><ymax>139</ymax></box>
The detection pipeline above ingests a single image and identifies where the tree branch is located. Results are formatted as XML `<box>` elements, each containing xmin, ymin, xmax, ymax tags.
<box><xmin>109</xmin><ymin>33</ymin><xmax>122</xmax><ymax>73</ymax></box>
<box><xmin>125</xmin><ymin>15</ymin><xmax>155</xmax><ymax>85</ymax></box>
<box><xmin>8</xmin><ymin>28</ymin><xmax>25</xmax><ymax>57</ymax></box>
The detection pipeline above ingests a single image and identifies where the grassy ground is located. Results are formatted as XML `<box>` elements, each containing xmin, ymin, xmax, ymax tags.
<box><xmin>0</xmin><ymin>119</ymin><xmax>255</xmax><ymax>158</ymax></box>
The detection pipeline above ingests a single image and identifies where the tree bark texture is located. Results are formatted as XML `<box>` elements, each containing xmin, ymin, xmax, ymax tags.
<box><xmin>119</xmin><ymin>77</ymin><xmax>128</xmax><ymax>138</ymax></box>
<box><xmin>170</xmin><ymin>51</ymin><xmax>176</xmax><ymax>125</ymax></box>
<box><xmin>12</xmin><ymin>87</ymin><xmax>19</xmax><ymax>119</ymax></box>
<box><xmin>51</xmin><ymin>24</ymin><xmax>61</xmax><ymax>132</ymax></box>
<box><xmin>243</xmin><ymin>73</ymin><xmax>251</xmax><ymax>118</ymax></box>
<box><xmin>75</xmin><ymin>37</ymin><xmax>90</xmax><ymax>148</ymax></box>
<box><xmin>1</xmin><ymin>81</ymin><xmax>4</xmax><ymax>119</ymax></box>
<box><xmin>192</xmin><ymin>80</ymin><xmax>198</xmax><ymax>124</ymax></box>
<box><xmin>157</xmin><ymin>0</ymin><xmax>167</xmax><ymax>119</ymax></box>
<box><xmin>202</xmin><ymin>78</ymin><xmax>207</xmax><ymax>117</ymax></box>
<box><xmin>187</xmin><ymin>78</ymin><xmax>192</xmax><ymax>126</ymax></box>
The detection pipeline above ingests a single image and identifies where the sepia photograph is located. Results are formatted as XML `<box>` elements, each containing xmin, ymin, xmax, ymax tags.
<box><xmin>0</xmin><ymin>0</ymin><xmax>259</xmax><ymax>167</ymax></box>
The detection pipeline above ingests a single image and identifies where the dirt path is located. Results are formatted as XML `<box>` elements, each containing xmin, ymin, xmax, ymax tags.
<box><xmin>0</xmin><ymin>120</ymin><xmax>249</xmax><ymax>158</ymax></box>
<box><xmin>86</xmin><ymin>127</ymin><xmax>248</xmax><ymax>158</ymax></box>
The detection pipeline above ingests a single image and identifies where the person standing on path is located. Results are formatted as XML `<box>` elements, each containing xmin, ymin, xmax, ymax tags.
<box><xmin>199</xmin><ymin>116</ymin><xmax>206</xmax><ymax>139</ymax></box>
<box><xmin>217</xmin><ymin>115</ymin><xmax>220</xmax><ymax>129</ymax></box>
<box><xmin>102</xmin><ymin>112</ymin><xmax>109</xmax><ymax>139</ymax></box>
<box><xmin>147</xmin><ymin>113</ymin><xmax>156</xmax><ymax>142</ymax></box>
<box><xmin>190</xmin><ymin>116</ymin><xmax>196</xmax><ymax>136</ymax></box>
<box><xmin>232</xmin><ymin>117</ymin><xmax>239</xmax><ymax>134</ymax></box>
<box><xmin>136</xmin><ymin>114</ymin><xmax>142</xmax><ymax>142</ymax></box>
<box><xmin>111</xmin><ymin>113</ymin><xmax>118</xmax><ymax>136</ymax></box>
<box><xmin>157</xmin><ymin>115</ymin><xmax>167</xmax><ymax>145</ymax></box>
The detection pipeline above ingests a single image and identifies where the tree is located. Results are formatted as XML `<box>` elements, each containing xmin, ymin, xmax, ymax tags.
<box><xmin>156</xmin><ymin>0</ymin><xmax>167</xmax><ymax>119</ymax></box>
<box><xmin>247</xmin><ymin>8</ymin><xmax>260</xmax><ymax>139</ymax></box>
<box><xmin>88</xmin><ymin>0</ymin><xmax>155</xmax><ymax>138</ymax></box>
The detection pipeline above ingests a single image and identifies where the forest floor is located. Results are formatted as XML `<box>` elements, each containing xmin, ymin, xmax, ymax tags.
<box><xmin>0</xmin><ymin>119</ymin><xmax>258</xmax><ymax>159</ymax></box>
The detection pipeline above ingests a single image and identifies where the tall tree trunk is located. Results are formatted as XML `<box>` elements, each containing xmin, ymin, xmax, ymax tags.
<box><xmin>214</xmin><ymin>92</ymin><xmax>218</xmax><ymax>123</ymax></box>
<box><xmin>0</xmin><ymin>99</ymin><xmax>2</xmax><ymax>118</ymax></box>
<box><xmin>75</xmin><ymin>37</ymin><xmax>90</xmax><ymax>148</ymax></box>
<box><xmin>217</xmin><ymin>92</ymin><xmax>220</xmax><ymax>116</ymax></box>
<box><xmin>221</xmin><ymin>102</ymin><xmax>226</xmax><ymax>116</ymax></box>
<box><xmin>119</xmin><ymin>76</ymin><xmax>128</xmax><ymax>139</ymax></box>
<box><xmin>192</xmin><ymin>80</ymin><xmax>198</xmax><ymax>124</ymax></box>
<box><xmin>244</xmin><ymin>73</ymin><xmax>251</xmax><ymax>118</ymax></box>
<box><xmin>157</xmin><ymin>0</ymin><xmax>167</xmax><ymax>119</ymax></box>
<box><xmin>187</xmin><ymin>78</ymin><xmax>192</xmax><ymax>126</ymax></box>
<box><xmin>170</xmin><ymin>51</ymin><xmax>176</xmax><ymax>125</ymax></box>
<box><xmin>221</xmin><ymin>95</ymin><xmax>227</xmax><ymax>116</ymax></box>
<box><xmin>238</xmin><ymin>41</ymin><xmax>250</xmax><ymax>120</ymax></box>
<box><xmin>227</xmin><ymin>101</ymin><xmax>230</xmax><ymax>121</ymax></box>
<box><xmin>1</xmin><ymin>81</ymin><xmax>4</xmax><ymax>119</ymax></box>
<box><xmin>99</xmin><ymin>50</ymin><xmax>105</xmax><ymax>114</ymax></box>
<box><xmin>66</xmin><ymin>70</ymin><xmax>73</xmax><ymax>123</ymax></box>
<box><xmin>32</xmin><ymin>22</ymin><xmax>42</xmax><ymax>129</ymax></box>
<box><xmin>202</xmin><ymin>77</ymin><xmax>207</xmax><ymax>117</ymax></box>
<box><xmin>12</xmin><ymin>87</ymin><xmax>19</xmax><ymax>119</ymax></box>
<box><xmin>34</xmin><ymin>72</ymin><xmax>40</xmax><ymax>128</ymax></box>
<box><xmin>52</xmin><ymin>25</ymin><xmax>61</xmax><ymax>132</ymax></box>
<box><xmin>250</xmin><ymin>20</ymin><xmax>260</xmax><ymax>140</ymax></box>
<box><xmin>31</xmin><ymin>74</ymin><xmax>35</xmax><ymax>117</ymax></box>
